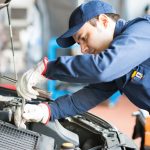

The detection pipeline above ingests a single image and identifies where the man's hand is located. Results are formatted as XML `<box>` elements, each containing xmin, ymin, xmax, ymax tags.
<box><xmin>14</xmin><ymin>103</ymin><xmax>51</xmax><ymax>128</ymax></box>
<box><xmin>16</xmin><ymin>57</ymin><xmax>48</xmax><ymax>101</ymax></box>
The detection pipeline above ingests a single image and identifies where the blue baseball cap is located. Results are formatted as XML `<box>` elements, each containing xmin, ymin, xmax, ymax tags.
<box><xmin>56</xmin><ymin>0</ymin><xmax>116</xmax><ymax>48</ymax></box>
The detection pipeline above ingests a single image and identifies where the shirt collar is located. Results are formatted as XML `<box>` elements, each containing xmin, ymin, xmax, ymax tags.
<box><xmin>114</xmin><ymin>19</ymin><xmax>127</xmax><ymax>38</ymax></box>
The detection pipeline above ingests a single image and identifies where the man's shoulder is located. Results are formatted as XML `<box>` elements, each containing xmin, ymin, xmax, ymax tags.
<box><xmin>121</xmin><ymin>16</ymin><xmax>150</xmax><ymax>34</ymax></box>
<box><xmin>143</xmin><ymin>14</ymin><xmax>150</xmax><ymax>20</ymax></box>
<box><xmin>126</xmin><ymin>15</ymin><xmax>150</xmax><ymax>27</ymax></box>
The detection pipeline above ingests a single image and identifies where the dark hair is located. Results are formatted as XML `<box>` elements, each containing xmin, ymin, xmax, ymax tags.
<box><xmin>105</xmin><ymin>13</ymin><xmax>120</xmax><ymax>22</ymax></box>
<box><xmin>89</xmin><ymin>13</ymin><xmax>120</xmax><ymax>26</ymax></box>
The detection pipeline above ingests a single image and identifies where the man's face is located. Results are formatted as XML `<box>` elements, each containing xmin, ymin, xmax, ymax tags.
<box><xmin>73</xmin><ymin>15</ymin><xmax>115</xmax><ymax>54</ymax></box>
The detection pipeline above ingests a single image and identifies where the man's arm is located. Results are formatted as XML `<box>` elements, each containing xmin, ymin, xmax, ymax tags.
<box><xmin>50</xmin><ymin>81</ymin><xmax>118</xmax><ymax>120</ymax></box>
<box><xmin>46</xmin><ymin>19</ymin><xmax>150</xmax><ymax>83</ymax></box>
<box><xmin>14</xmin><ymin>80</ymin><xmax>118</xmax><ymax>127</ymax></box>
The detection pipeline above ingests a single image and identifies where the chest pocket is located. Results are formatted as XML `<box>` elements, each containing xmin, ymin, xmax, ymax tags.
<box><xmin>129</xmin><ymin>59</ymin><xmax>150</xmax><ymax>90</ymax></box>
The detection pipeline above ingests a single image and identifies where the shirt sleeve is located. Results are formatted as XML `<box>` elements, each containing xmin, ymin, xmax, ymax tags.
<box><xmin>50</xmin><ymin>81</ymin><xmax>118</xmax><ymax>120</ymax></box>
<box><xmin>45</xmin><ymin>19</ymin><xmax>150</xmax><ymax>83</ymax></box>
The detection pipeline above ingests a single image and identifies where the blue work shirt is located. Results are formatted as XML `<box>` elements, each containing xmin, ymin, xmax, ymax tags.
<box><xmin>45</xmin><ymin>15</ymin><xmax>150</xmax><ymax>120</ymax></box>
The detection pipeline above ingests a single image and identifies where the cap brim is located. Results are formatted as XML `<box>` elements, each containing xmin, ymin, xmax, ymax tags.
<box><xmin>56</xmin><ymin>36</ymin><xmax>75</xmax><ymax>48</ymax></box>
<box><xmin>56</xmin><ymin>22</ymin><xmax>85</xmax><ymax>48</ymax></box>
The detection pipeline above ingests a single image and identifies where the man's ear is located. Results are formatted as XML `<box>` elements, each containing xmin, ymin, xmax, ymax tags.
<box><xmin>98</xmin><ymin>14</ymin><xmax>109</xmax><ymax>28</ymax></box>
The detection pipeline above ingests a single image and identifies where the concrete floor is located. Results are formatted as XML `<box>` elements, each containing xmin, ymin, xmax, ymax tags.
<box><xmin>89</xmin><ymin>94</ymin><xmax>141</xmax><ymax>148</ymax></box>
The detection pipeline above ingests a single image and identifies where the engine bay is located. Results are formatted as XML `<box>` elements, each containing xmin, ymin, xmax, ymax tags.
<box><xmin>0</xmin><ymin>85</ymin><xmax>138</xmax><ymax>150</ymax></box>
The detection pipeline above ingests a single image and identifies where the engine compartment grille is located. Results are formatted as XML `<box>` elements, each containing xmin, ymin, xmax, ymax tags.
<box><xmin>0</xmin><ymin>120</ymin><xmax>40</xmax><ymax>150</ymax></box>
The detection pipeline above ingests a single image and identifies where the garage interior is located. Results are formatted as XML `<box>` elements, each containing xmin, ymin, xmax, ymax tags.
<box><xmin>0</xmin><ymin>0</ymin><xmax>150</xmax><ymax>150</ymax></box>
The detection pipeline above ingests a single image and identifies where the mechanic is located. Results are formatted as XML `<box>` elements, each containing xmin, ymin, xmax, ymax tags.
<box><xmin>15</xmin><ymin>0</ymin><xmax>150</xmax><ymax>126</ymax></box>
